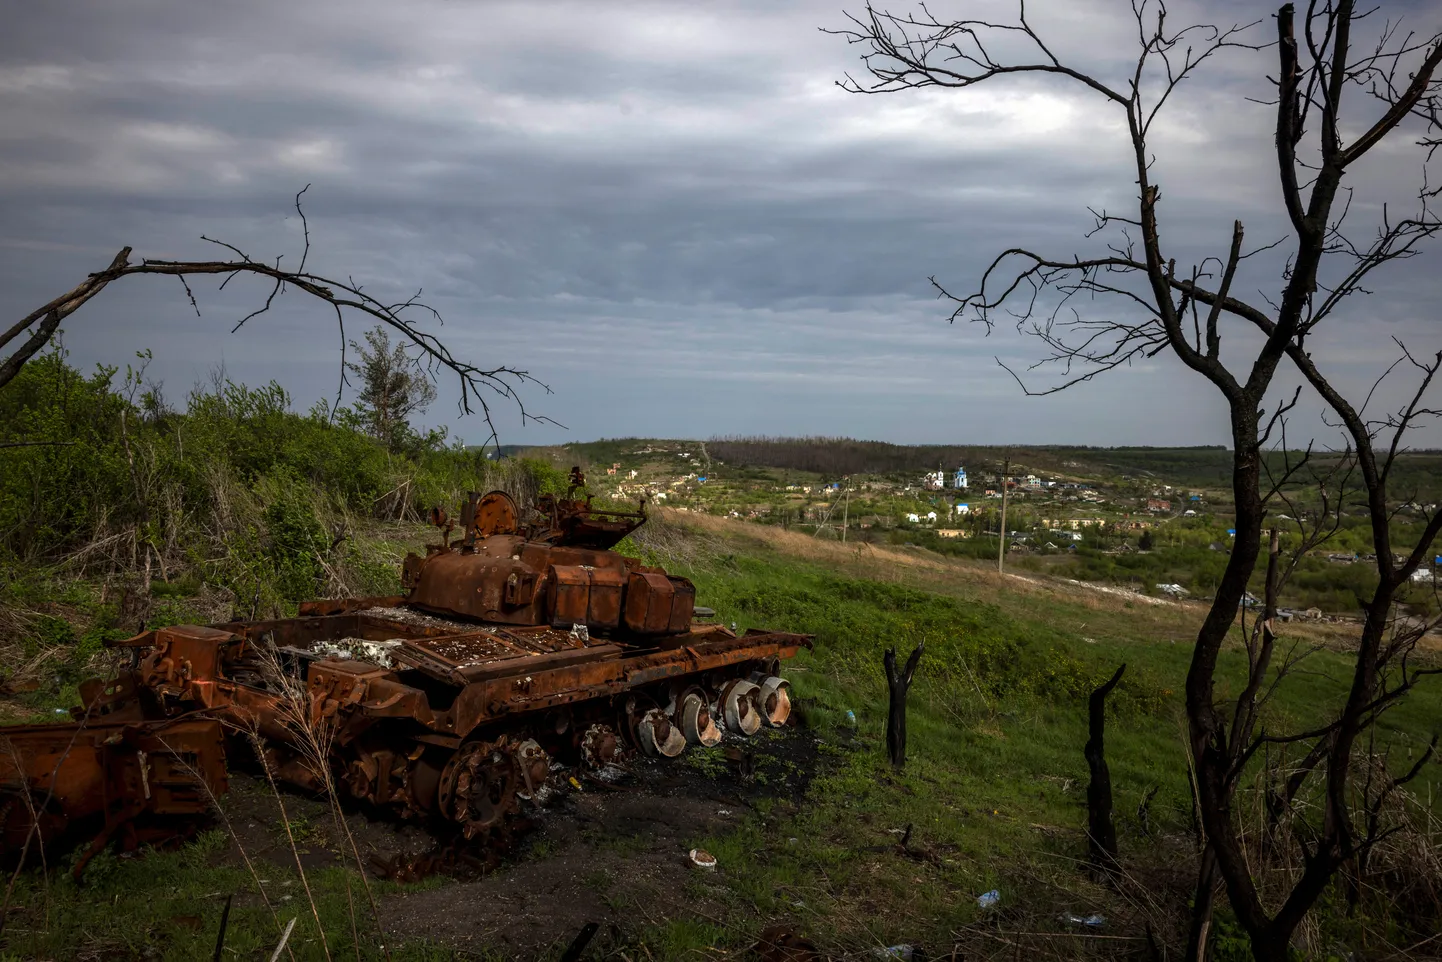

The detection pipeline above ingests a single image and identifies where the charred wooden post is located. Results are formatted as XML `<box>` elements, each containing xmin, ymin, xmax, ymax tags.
<box><xmin>1185</xmin><ymin>843</ymin><xmax>1220</xmax><ymax>962</ymax></box>
<box><xmin>1085</xmin><ymin>662</ymin><xmax>1126</xmax><ymax>876</ymax></box>
<box><xmin>559</xmin><ymin>922</ymin><xmax>599</xmax><ymax>962</ymax></box>
<box><xmin>883</xmin><ymin>642</ymin><xmax>924</xmax><ymax>769</ymax></box>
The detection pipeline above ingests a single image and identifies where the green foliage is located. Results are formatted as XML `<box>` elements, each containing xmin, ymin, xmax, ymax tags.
<box><xmin>258</xmin><ymin>469</ymin><xmax>330</xmax><ymax>601</ymax></box>
<box><xmin>524</xmin><ymin>457</ymin><xmax>570</xmax><ymax>497</ymax></box>
<box><xmin>19</xmin><ymin>612</ymin><xmax>127</xmax><ymax>683</ymax></box>
<box><xmin>0</xmin><ymin>348</ymin><xmax>132</xmax><ymax>560</ymax></box>
<box><xmin>3</xmin><ymin>840</ymin><xmax>435</xmax><ymax>962</ymax></box>
<box><xmin>0</xmin><ymin>346</ymin><xmax>565</xmax><ymax>646</ymax></box>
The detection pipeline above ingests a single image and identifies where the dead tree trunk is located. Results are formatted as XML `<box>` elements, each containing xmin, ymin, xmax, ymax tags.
<box><xmin>1085</xmin><ymin>663</ymin><xmax>1126</xmax><ymax>876</ymax></box>
<box><xmin>883</xmin><ymin>643</ymin><xmax>924</xmax><ymax>769</ymax></box>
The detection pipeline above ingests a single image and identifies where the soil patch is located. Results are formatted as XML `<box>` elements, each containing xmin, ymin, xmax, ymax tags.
<box><xmin>380</xmin><ymin>725</ymin><xmax>817</xmax><ymax>956</ymax></box>
<box><xmin>209</xmin><ymin>726</ymin><xmax>819</xmax><ymax>956</ymax></box>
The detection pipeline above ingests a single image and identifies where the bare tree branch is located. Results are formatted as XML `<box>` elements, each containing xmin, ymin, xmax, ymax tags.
<box><xmin>1</xmin><ymin>194</ymin><xmax>556</xmax><ymax>448</ymax></box>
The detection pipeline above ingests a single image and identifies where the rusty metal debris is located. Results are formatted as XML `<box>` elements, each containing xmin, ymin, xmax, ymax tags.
<box><xmin>1</xmin><ymin>478</ymin><xmax>811</xmax><ymax>871</ymax></box>
<box><xmin>0</xmin><ymin>714</ymin><xmax>227</xmax><ymax>877</ymax></box>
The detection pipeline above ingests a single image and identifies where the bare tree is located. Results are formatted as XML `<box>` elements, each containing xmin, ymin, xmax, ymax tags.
<box><xmin>830</xmin><ymin>2</ymin><xmax>1442</xmax><ymax>958</ymax></box>
<box><xmin>0</xmin><ymin>187</ymin><xmax>552</xmax><ymax>447</ymax></box>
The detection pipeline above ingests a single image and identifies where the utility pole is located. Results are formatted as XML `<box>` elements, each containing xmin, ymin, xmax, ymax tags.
<box><xmin>841</xmin><ymin>479</ymin><xmax>850</xmax><ymax>542</ymax></box>
<box><xmin>997</xmin><ymin>453</ymin><xmax>1011</xmax><ymax>575</ymax></box>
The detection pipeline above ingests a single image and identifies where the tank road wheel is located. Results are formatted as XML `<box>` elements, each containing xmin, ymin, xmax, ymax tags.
<box><xmin>677</xmin><ymin>690</ymin><xmax>723</xmax><ymax>747</ymax></box>
<box><xmin>719</xmin><ymin>679</ymin><xmax>762</xmax><ymax>736</ymax></box>
<box><xmin>636</xmin><ymin>708</ymin><xmax>687</xmax><ymax>758</ymax></box>
<box><xmin>438</xmin><ymin>741</ymin><xmax>519</xmax><ymax>840</ymax></box>
<box><xmin>756</xmin><ymin>676</ymin><xmax>792</xmax><ymax>727</ymax></box>
<box><xmin>580</xmin><ymin>724</ymin><xmax>620</xmax><ymax>769</ymax></box>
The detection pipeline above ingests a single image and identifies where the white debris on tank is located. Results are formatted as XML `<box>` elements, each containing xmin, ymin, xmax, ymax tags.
<box><xmin>311</xmin><ymin>637</ymin><xmax>406</xmax><ymax>668</ymax></box>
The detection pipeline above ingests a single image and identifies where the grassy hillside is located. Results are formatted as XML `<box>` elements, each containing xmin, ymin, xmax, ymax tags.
<box><xmin>506</xmin><ymin>435</ymin><xmax>1442</xmax><ymax>619</ymax></box>
<box><xmin>3</xmin><ymin>372</ymin><xmax>1440</xmax><ymax>960</ymax></box>
<box><xmin>627</xmin><ymin>514</ymin><xmax>1442</xmax><ymax>957</ymax></box>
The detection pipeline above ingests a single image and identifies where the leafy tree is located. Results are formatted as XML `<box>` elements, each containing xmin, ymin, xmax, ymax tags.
<box><xmin>1139</xmin><ymin>529</ymin><xmax>1154</xmax><ymax>552</ymax></box>
<box><xmin>346</xmin><ymin>325</ymin><xmax>438</xmax><ymax>452</ymax></box>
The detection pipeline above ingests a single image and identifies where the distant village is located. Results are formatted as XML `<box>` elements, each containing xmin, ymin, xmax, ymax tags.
<box><xmin>571</xmin><ymin>443</ymin><xmax>1221</xmax><ymax>546</ymax></box>
<box><xmin>501</xmin><ymin>439</ymin><xmax>1440</xmax><ymax>614</ymax></box>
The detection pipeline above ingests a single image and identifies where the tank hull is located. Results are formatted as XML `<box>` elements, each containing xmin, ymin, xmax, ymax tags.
<box><xmin>2</xmin><ymin>483</ymin><xmax>812</xmax><ymax>869</ymax></box>
<box><xmin>3</xmin><ymin>600</ymin><xmax>808</xmax><ymax>865</ymax></box>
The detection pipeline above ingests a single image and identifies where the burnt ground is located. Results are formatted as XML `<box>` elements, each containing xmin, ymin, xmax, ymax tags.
<box><xmin>214</xmin><ymin>725</ymin><xmax>821</xmax><ymax>958</ymax></box>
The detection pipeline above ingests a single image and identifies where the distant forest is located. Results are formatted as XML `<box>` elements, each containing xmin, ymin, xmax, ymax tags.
<box><xmin>705</xmin><ymin>436</ymin><xmax>1240</xmax><ymax>482</ymax></box>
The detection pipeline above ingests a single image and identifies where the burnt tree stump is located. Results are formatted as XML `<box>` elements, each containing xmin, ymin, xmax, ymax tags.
<box><xmin>1085</xmin><ymin>662</ymin><xmax>1126</xmax><ymax>876</ymax></box>
<box><xmin>883</xmin><ymin>642</ymin><xmax>924</xmax><ymax>769</ymax></box>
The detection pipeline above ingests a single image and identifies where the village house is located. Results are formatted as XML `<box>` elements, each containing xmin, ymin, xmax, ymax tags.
<box><xmin>1041</xmin><ymin>517</ymin><xmax>1105</xmax><ymax>530</ymax></box>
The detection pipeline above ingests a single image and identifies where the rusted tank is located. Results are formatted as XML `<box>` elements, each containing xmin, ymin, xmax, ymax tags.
<box><xmin>1</xmin><ymin>471</ymin><xmax>809</xmax><ymax>867</ymax></box>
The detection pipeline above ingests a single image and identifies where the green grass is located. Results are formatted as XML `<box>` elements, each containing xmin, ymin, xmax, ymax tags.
<box><xmin>621</xmin><ymin>523</ymin><xmax>1442</xmax><ymax>957</ymax></box>
<box><xmin>4</xmin><ymin>513</ymin><xmax>1439</xmax><ymax>959</ymax></box>
<box><xmin>0</xmin><ymin>830</ymin><xmax>456</xmax><ymax>962</ymax></box>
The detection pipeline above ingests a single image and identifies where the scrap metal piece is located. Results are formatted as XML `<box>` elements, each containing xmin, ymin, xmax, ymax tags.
<box><xmin>515</xmin><ymin>738</ymin><xmax>551</xmax><ymax>797</ymax></box>
<box><xmin>441</xmin><ymin>740</ymin><xmax>519</xmax><ymax>839</ymax></box>
<box><xmin>757</xmin><ymin>676</ymin><xmax>792</xmax><ymax>728</ymax></box>
<box><xmin>0</xmin><ymin>716</ymin><xmax>226</xmax><ymax>876</ymax></box>
<box><xmin>636</xmin><ymin>708</ymin><xmax>687</xmax><ymax>758</ymax></box>
<box><xmin>580</xmin><ymin>724</ymin><xmax>620</xmax><ymax>769</ymax></box>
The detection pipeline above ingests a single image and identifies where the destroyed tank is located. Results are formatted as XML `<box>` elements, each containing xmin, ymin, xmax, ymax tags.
<box><xmin>1</xmin><ymin>469</ymin><xmax>810</xmax><ymax>871</ymax></box>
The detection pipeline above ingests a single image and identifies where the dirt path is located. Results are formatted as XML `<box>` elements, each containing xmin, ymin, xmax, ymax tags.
<box><xmin>215</xmin><ymin>727</ymin><xmax>818</xmax><ymax>957</ymax></box>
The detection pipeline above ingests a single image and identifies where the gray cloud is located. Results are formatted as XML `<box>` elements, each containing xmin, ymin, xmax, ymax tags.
<box><xmin>2</xmin><ymin>0</ymin><xmax>1439</xmax><ymax>448</ymax></box>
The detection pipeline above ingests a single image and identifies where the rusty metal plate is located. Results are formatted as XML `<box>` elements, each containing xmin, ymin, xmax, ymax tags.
<box><xmin>0</xmin><ymin>716</ymin><xmax>226</xmax><ymax>857</ymax></box>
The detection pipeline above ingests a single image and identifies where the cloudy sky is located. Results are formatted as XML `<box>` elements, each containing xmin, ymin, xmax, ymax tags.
<box><xmin>3</xmin><ymin>0</ymin><xmax>1439</xmax><ymax>448</ymax></box>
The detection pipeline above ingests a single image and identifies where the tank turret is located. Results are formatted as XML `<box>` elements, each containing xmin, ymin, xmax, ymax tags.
<box><xmin>400</xmin><ymin>469</ymin><xmax>696</xmax><ymax>635</ymax></box>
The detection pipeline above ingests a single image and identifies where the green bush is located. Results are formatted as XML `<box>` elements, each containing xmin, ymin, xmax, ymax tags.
<box><xmin>0</xmin><ymin>345</ymin><xmax>564</xmax><ymax>617</ymax></box>
<box><xmin>258</xmin><ymin>469</ymin><xmax>331</xmax><ymax>601</ymax></box>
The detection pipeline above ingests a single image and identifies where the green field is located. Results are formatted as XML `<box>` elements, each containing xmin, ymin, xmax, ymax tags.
<box><xmin>6</xmin><ymin>512</ymin><xmax>1439</xmax><ymax>959</ymax></box>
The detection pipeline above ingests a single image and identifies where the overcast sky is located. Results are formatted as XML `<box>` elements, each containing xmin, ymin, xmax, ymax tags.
<box><xmin>3</xmin><ymin>0</ymin><xmax>1439</xmax><ymax>448</ymax></box>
